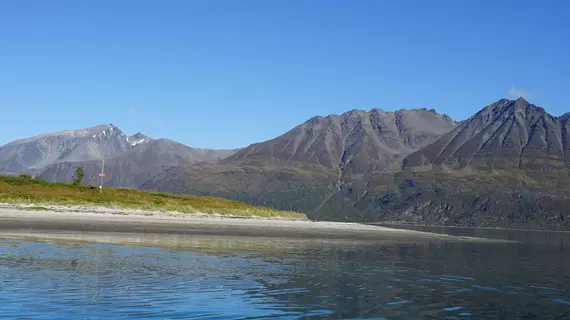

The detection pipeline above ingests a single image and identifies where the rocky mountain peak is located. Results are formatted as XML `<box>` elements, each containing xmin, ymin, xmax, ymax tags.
<box><xmin>0</xmin><ymin>124</ymin><xmax>133</xmax><ymax>173</ymax></box>
<box><xmin>403</xmin><ymin>98</ymin><xmax>567</xmax><ymax>170</ymax></box>
<box><xmin>224</xmin><ymin>105</ymin><xmax>456</xmax><ymax>176</ymax></box>
<box><xmin>84</xmin><ymin>124</ymin><xmax>129</xmax><ymax>141</ymax></box>
<box><xmin>127</xmin><ymin>132</ymin><xmax>152</xmax><ymax>146</ymax></box>
<box><xmin>480</xmin><ymin>97</ymin><xmax>542</xmax><ymax>115</ymax></box>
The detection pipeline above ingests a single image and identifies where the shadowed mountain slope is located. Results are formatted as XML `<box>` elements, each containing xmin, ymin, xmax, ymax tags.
<box><xmin>144</xmin><ymin>108</ymin><xmax>456</xmax><ymax>218</ymax></box>
<box><xmin>372</xmin><ymin>98</ymin><xmax>570</xmax><ymax>229</ymax></box>
<box><xmin>145</xmin><ymin>99</ymin><xmax>570</xmax><ymax>229</ymax></box>
<box><xmin>227</xmin><ymin>108</ymin><xmax>455</xmax><ymax>175</ymax></box>
<box><xmin>403</xmin><ymin>98</ymin><xmax>570</xmax><ymax>172</ymax></box>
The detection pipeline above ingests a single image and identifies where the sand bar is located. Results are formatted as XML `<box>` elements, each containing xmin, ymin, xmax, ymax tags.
<box><xmin>0</xmin><ymin>204</ymin><xmax>494</xmax><ymax>242</ymax></box>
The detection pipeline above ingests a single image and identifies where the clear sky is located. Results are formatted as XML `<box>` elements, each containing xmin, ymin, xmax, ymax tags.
<box><xmin>1</xmin><ymin>0</ymin><xmax>568</xmax><ymax>149</ymax></box>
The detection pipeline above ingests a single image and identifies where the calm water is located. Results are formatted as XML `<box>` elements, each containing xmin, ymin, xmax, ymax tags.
<box><xmin>0</xmin><ymin>229</ymin><xmax>569</xmax><ymax>319</ymax></box>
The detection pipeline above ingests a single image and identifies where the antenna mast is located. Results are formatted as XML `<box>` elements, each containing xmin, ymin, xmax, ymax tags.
<box><xmin>99</xmin><ymin>159</ymin><xmax>105</xmax><ymax>193</ymax></box>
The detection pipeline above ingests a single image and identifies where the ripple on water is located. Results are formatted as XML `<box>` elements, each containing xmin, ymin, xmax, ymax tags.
<box><xmin>443</xmin><ymin>306</ymin><xmax>463</xmax><ymax>311</ymax></box>
<box><xmin>0</xmin><ymin>234</ymin><xmax>570</xmax><ymax>319</ymax></box>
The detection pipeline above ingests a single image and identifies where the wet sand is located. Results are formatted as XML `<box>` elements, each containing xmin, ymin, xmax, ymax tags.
<box><xmin>0</xmin><ymin>205</ymin><xmax>497</xmax><ymax>242</ymax></box>
<box><xmin>0</xmin><ymin>205</ymin><xmax>445</xmax><ymax>240</ymax></box>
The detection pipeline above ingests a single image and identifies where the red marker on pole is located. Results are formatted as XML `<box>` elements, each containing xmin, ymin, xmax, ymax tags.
<box><xmin>99</xmin><ymin>160</ymin><xmax>105</xmax><ymax>193</ymax></box>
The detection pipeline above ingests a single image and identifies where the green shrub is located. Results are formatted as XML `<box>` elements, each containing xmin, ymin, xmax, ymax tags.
<box><xmin>72</xmin><ymin>167</ymin><xmax>85</xmax><ymax>187</ymax></box>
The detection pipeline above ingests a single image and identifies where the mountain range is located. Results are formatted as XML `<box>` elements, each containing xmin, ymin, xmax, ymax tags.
<box><xmin>2</xmin><ymin>98</ymin><xmax>569</xmax><ymax>229</ymax></box>
<box><xmin>0</xmin><ymin>124</ymin><xmax>238</xmax><ymax>188</ymax></box>
<box><xmin>144</xmin><ymin>107</ymin><xmax>457</xmax><ymax>218</ymax></box>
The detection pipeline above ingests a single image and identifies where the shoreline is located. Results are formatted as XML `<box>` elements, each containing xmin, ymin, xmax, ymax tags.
<box><xmin>0</xmin><ymin>205</ymin><xmax>498</xmax><ymax>242</ymax></box>
<box><xmin>374</xmin><ymin>222</ymin><xmax>570</xmax><ymax>233</ymax></box>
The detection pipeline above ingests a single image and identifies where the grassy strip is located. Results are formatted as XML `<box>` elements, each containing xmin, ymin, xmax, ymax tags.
<box><xmin>24</xmin><ymin>206</ymin><xmax>49</xmax><ymax>211</ymax></box>
<box><xmin>0</xmin><ymin>175</ymin><xmax>307</xmax><ymax>220</ymax></box>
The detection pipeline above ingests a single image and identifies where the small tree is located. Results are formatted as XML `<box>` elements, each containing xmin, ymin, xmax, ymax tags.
<box><xmin>72</xmin><ymin>167</ymin><xmax>85</xmax><ymax>187</ymax></box>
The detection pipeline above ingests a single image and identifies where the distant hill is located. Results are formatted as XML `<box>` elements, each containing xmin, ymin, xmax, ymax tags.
<box><xmin>0</xmin><ymin>124</ymin><xmax>238</xmax><ymax>188</ymax></box>
<box><xmin>0</xmin><ymin>124</ymin><xmax>131</xmax><ymax>175</ymax></box>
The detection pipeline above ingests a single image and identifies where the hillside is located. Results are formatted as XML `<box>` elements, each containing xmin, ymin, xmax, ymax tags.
<box><xmin>403</xmin><ymin>97</ymin><xmax>570</xmax><ymax>172</ymax></box>
<box><xmin>144</xmin><ymin>108</ymin><xmax>457</xmax><ymax>219</ymax></box>
<box><xmin>144</xmin><ymin>99</ymin><xmax>570</xmax><ymax>229</ymax></box>
<box><xmin>371</xmin><ymin>97</ymin><xmax>570</xmax><ymax>229</ymax></box>
<box><xmin>0</xmin><ymin>174</ymin><xmax>305</xmax><ymax>219</ymax></box>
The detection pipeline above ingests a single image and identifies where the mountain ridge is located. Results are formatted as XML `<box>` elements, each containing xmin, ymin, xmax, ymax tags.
<box><xmin>144</xmin><ymin>107</ymin><xmax>458</xmax><ymax>218</ymax></box>
<box><xmin>0</xmin><ymin>123</ymin><xmax>133</xmax><ymax>174</ymax></box>
<box><xmin>403</xmin><ymin>97</ymin><xmax>570</xmax><ymax>171</ymax></box>
<box><xmin>4</xmin><ymin>98</ymin><xmax>570</xmax><ymax>229</ymax></box>
<box><xmin>144</xmin><ymin>98</ymin><xmax>570</xmax><ymax>229</ymax></box>
<box><xmin>0</xmin><ymin>123</ymin><xmax>239</xmax><ymax>187</ymax></box>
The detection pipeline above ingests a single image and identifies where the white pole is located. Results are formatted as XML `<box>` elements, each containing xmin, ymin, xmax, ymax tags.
<box><xmin>100</xmin><ymin>159</ymin><xmax>105</xmax><ymax>194</ymax></box>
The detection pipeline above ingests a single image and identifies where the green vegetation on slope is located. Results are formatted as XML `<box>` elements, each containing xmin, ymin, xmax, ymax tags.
<box><xmin>0</xmin><ymin>175</ymin><xmax>306</xmax><ymax>219</ymax></box>
<box><xmin>145</xmin><ymin>159</ymin><xmax>340</xmax><ymax>215</ymax></box>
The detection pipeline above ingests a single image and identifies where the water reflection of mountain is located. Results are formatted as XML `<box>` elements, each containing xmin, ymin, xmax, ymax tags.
<box><xmin>1</xmin><ymin>233</ymin><xmax>569</xmax><ymax>318</ymax></box>
<box><xmin>380</xmin><ymin>225</ymin><xmax>569</xmax><ymax>251</ymax></box>
<box><xmin>245</xmin><ymin>239</ymin><xmax>570</xmax><ymax>318</ymax></box>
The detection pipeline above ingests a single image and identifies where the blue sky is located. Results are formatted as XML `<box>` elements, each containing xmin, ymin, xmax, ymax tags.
<box><xmin>1</xmin><ymin>0</ymin><xmax>568</xmax><ymax>149</ymax></box>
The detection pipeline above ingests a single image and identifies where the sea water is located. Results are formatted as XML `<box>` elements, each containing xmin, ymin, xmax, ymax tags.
<box><xmin>0</xmin><ymin>229</ymin><xmax>569</xmax><ymax>319</ymax></box>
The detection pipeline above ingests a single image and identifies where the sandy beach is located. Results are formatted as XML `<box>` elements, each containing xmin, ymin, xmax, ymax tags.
<box><xmin>0</xmin><ymin>203</ymin><xmax>455</xmax><ymax>241</ymax></box>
